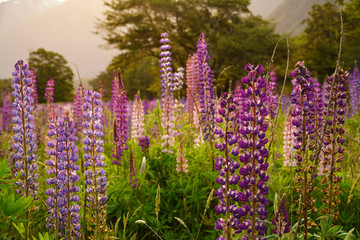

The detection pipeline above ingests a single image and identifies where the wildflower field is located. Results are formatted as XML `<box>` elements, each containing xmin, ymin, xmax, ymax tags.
<box><xmin>0</xmin><ymin>31</ymin><xmax>360</xmax><ymax>240</ymax></box>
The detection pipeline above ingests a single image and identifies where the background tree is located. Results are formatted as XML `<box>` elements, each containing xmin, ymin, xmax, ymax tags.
<box><xmin>95</xmin><ymin>0</ymin><xmax>286</xmax><ymax>98</ymax></box>
<box><xmin>28</xmin><ymin>48</ymin><xmax>74</xmax><ymax>103</ymax></box>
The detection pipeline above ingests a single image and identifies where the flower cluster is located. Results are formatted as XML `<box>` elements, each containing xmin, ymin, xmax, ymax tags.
<box><xmin>272</xmin><ymin>194</ymin><xmax>291</xmax><ymax>237</ymax></box>
<box><xmin>82</xmin><ymin>90</ymin><xmax>107</xmax><ymax>237</ymax></box>
<box><xmin>45</xmin><ymin>78</ymin><xmax>55</xmax><ymax>104</ymax></box>
<box><xmin>236</xmin><ymin>64</ymin><xmax>269</xmax><ymax>239</ymax></box>
<box><xmin>186</xmin><ymin>54</ymin><xmax>200</xmax><ymax>122</ymax></box>
<box><xmin>131</xmin><ymin>91</ymin><xmax>145</xmax><ymax>140</ymax></box>
<box><xmin>289</xmin><ymin>61</ymin><xmax>317</xmax><ymax>237</ymax></box>
<box><xmin>73</xmin><ymin>84</ymin><xmax>84</xmax><ymax>134</ymax></box>
<box><xmin>197</xmin><ymin>33</ymin><xmax>216</xmax><ymax>140</ymax></box>
<box><xmin>214</xmin><ymin>92</ymin><xmax>241</xmax><ymax>239</ymax></box>
<box><xmin>113</xmin><ymin>69</ymin><xmax>129</xmax><ymax>162</ymax></box>
<box><xmin>349</xmin><ymin>61</ymin><xmax>360</xmax><ymax>116</ymax></box>
<box><xmin>138</xmin><ymin>135</ymin><xmax>150</xmax><ymax>155</ymax></box>
<box><xmin>283</xmin><ymin>112</ymin><xmax>296</xmax><ymax>167</ymax></box>
<box><xmin>11</xmin><ymin>60</ymin><xmax>39</xmax><ymax>198</ymax></box>
<box><xmin>320</xmin><ymin>67</ymin><xmax>348</xmax><ymax>220</ymax></box>
<box><xmin>110</xmin><ymin>70</ymin><xmax>120</xmax><ymax>115</ymax></box>
<box><xmin>1</xmin><ymin>89</ymin><xmax>12</xmax><ymax>132</ymax></box>
<box><xmin>45</xmin><ymin>117</ymin><xmax>81</xmax><ymax>239</ymax></box>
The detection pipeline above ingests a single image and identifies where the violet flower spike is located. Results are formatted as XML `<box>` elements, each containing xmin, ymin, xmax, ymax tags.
<box><xmin>1</xmin><ymin>89</ymin><xmax>12</xmax><ymax>132</ymax></box>
<box><xmin>29</xmin><ymin>68</ymin><xmax>38</xmax><ymax>109</ymax></box>
<box><xmin>82</xmin><ymin>90</ymin><xmax>107</xmax><ymax>238</ymax></box>
<box><xmin>236</xmin><ymin>63</ymin><xmax>270</xmax><ymax>239</ymax></box>
<box><xmin>272</xmin><ymin>194</ymin><xmax>291</xmax><ymax>238</ymax></box>
<box><xmin>73</xmin><ymin>84</ymin><xmax>84</xmax><ymax>134</ymax></box>
<box><xmin>11</xmin><ymin>60</ymin><xmax>39</xmax><ymax>198</ymax></box>
<box><xmin>131</xmin><ymin>91</ymin><xmax>145</xmax><ymax>140</ymax></box>
<box><xmin>45</xmin><ymin>117</ymin><xmax>81</xmax><ymax>239</ymax></box>
<box><xmin>197</xmin><ymin>33</ymin><xmax>216</xmax><ymax>140</ymax></box>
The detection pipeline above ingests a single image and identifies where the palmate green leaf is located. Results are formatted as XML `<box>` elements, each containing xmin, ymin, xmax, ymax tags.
<box><xmin>0</xmin><ymin>191</ymin><xmax>33</xmax><ymax>218</ymax></box>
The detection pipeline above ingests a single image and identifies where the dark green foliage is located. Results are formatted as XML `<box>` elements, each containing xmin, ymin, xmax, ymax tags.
<box><xmin>28</xmin><ymin>48</ymin><xmax>74</xmax><ymax>103</ymax></box>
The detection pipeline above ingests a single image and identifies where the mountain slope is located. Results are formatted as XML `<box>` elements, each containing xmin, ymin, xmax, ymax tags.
<box><xmin>249</xmin><ymin>0</ymin><xmax>283</xmax><ymax>18</ymax></box>
<box><xmin>267</xmin><ymin>0</ymin><xmax>327</xmax><ymax>35</ymax></box>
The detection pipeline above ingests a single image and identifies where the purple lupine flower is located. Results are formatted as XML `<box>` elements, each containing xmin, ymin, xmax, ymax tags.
<box><xmin>29</xmin><ymin>68</ymin><xmax>38</xmax><ymax>109</ymax></box>
<box><xmin>11</xmin><ymin>60</ymin><xmax>39</xmax><ymax>198</ymax></box>
<box><xmin>186</xmin><ymin>53</ymin><xmax>200</xmax><ymax>122</ymax></box>
<box><xmin>113</xmin><ymin>69</ymin><xmax>128</xmax><ymax>163</ymax></box>
<box><xmin>266</xmin><ymin>66</ymin><xmax>279</xmax><ymax>118</ymax></box>
<box><xmin>1</xmin><ymin>89</ymin><xmax>12</xmax><ymax>132</ymax></box>
<box><xmin>197</xmin><ymin>33</ymin><xmax>216</xmax><ymax>140</ymax></box>
<box><xmin>110</xmin><ymin>70</ymin><xmax>120</xmax><ymax>115</ymax></box>
<box><xmin>283</xmin><ymin>112</ymin><xmax>296</xmax><ymax>167</ymax></box>
<box><xmin>236</xmin><ymin>64</ymin><xmax>269</xmax><ymax>239</ymax></box>
<box><xmin>82</xmin><ymin>90</ymin><xmax>107</xmax><ymax>238</ymax></box>
<box><xmin>138</xmin><ymin>135</ymin><xmax>150</xmax><ymax>155</ymax></box>
<box><xmin>349</xmin><ymin>61</ymin><xmax>360</xmax><ymax>116</ymax></box>
<box><xmin>131</xmin><ymin>91</ymin><xmax>145</xmax><ymax>140</ymax></box>
<box><xmin>159</xmin><ymin>32</ymin><xmax>182</xmax><ymax>153</ymax></box>
<box><xmin>176</xmin><ymin>138</ymin><xmax>188</xmax><ymax>173</ymax></box>
<box><xmin>45</xmin><ymin>117</ymin><xmax>81</xmax><ymax>239</ymax></box>
<box><xmin>214</xmin><ymin>92</ymin><xmax>242</xmax><ymax>239</ymax></box>
<box><xmin>129</xmin><ymin>148</ymin><xmax>137</xmax><ymax>188</ymax></box>
<box><xmin>320</xmin><ymin>68</ymin><xmax>348</xmax><ymax>219</ymax></box>
<box><xmin>272</xmin><ymin>194</ymin><xmax>291</xmax><ymax>237</ymax></box>
<box><xmin>73</xmin><ymin>84</ymin><xmax>84</xmax><ymax>134</ymax></box>
<box><xmin>289</xmin><ymin>61</ymin><xmax>316</xmax><ymax>238</ymax></box>
<box><xmin>45</xmin><ymin>78</ymin><xmax>55</xmax><ymax>103</ymax></box>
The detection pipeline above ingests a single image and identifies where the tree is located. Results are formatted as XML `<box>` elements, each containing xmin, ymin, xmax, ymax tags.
<box><xmin>28</xmin><ymin>48</ymin><xmax>74</xmax><ymax>103</ymax></box>
<box><xmin>96</xmin><ymin>0</ymin><xmax>284</xmax><ymax>95</ymax></box>
<box><xmin>343</xmin><ymin>0</ymin><xmax>360</xmax><ymax>66</ymax></box>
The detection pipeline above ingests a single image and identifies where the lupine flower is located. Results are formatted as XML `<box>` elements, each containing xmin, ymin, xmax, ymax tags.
<box><xmin>1</xmin><ymin>89</ymin><xmax>12</xmax><ymax>132</ymax></box>
<box><xmin>283</xmin><ymin>112</ymin><xmax>296</xmax><ymax>167</ymax></box>
<box><xmin>11</xmin><ymin>60</ymin><xmax>39</xmax><ymax>198</ymax></box>
<box><xmin>266</xmin><ymin>66</ymin><xmax>279</xmax><ymax>119</ymax></box>
<box><xmin>320</xmin><ymin>68</ymin><xmax>348</xmax><ymax>220</ymax></box>
<box><xmin>45</xmin><ymin>117</ymin><xmax>81</xmax><ymax>239</ymax></box>
<box><xmin>82</xmin><ymin>90</ymin><xmax>107</xmax><ymax>238</ymax></box>
<box><xmin>138</xmin><ymin>135</ymin><xmax>150</xmax><ymax>155</ymax></box>
<box><xmin>186</xmin><ymin>54</ymin><xmax>200</xmax><ymax>122</ymax></box>
<box><xmin>45</xmin><ymin>78</ymin><xmax>55</xmax><ymax>103</ymax></box>
<box><xmin>176</xmin><ymin>138</ymin><xmax>188</xmax><ymax>173</ymax></box>
<box><xmin>73</xmin><ymin>84</ymin><xmax>84</xmax><ymax>134</ymax></box>
<box><xmin>214</xmin><ymin>92</ymin><xmax>242</xmax><ymax>239</ymax></box>
<box><xmin>349</xmin><ymin>61</ymin><xmax>360</xmax><ymax>116</ymax></box>
<box><xmin>159</xmin><ymin>32</ymin><xmax>183</xmax><ymax>153</ymax></box>
<box><xmin>29</xmin><ymin>68</ymin><xmax>38</xmax><ymax>109</ymax></box>
<box><xmin>128</xmin><ymin>148</ymin><xmax>137</xmax><ymax>188</ymax></box>
<box><xmin>290</xmin><ymin>61</ymin><xmax>317</xmax><ymax>238</ymax></box>
<box><xmin>272</xmin><ymin>194</ymin><xmax>291</xmax><ymax>238</ymax></box>
<box><xmin>110</xmin><ymin>70</ymin><xmax>120</xmax><ymax>115</ymax></box>
<box><xmin>113</xmin><ymin>69</ymin><xmax>128</xmax><ymax>163</ymax></box>
<box><xmin>197</xmin><ymin>33</ymin><xmax>216</xmax><ymax>141</ymax></box>
<box><xmin>193</xmin><ymin>108</ymin><xmax>204</xmax><ymax>148</ymax></box>
<box><xmin>131</xmin><ymin>91</ymin><xmax>145</xmax><ymax>140</ymax></box>
<box><xmin>235</xmin><ymin>64</ymin><xmax>269</xmax><ymax>239</ymax></box>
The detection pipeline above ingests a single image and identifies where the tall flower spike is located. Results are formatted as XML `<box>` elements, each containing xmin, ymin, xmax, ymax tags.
<box><xmin>11</xmin><ymin>60</ymin><xmax>39</xmax><ymax>198</ymax></box>
<box><xmin>349</xmin><ymin>61</ymin><xmax>360</xmax><ymax>116</ymax></box>
<box><xmin>283</xmin><ymin>111</ymin><xmax>296</xmax><ymax>167</ymax></box>
<box><xmin>197</xmin><ymin>33</ymin><xmax>216</xmax><ymax>141</ymax></box>
<box><xmin>113</xmin><ymin>69</ymin><xmax>128</xmax><ymax>163</ymax></box>
<box><xmin>83</xmin><ymin>90</ymin><xmax>107</xmax><ymax>238</ymax></box>
<box><xmin>289</xmin><ymin>61</ymin><xmax>317</xmax><ymax>239</ymax></box>
<box><xmin>138</xmin><ymin>135</ymin><xmax>150</xmax><ymax>155</ymax></box>
<box><xmin>45</xmin><ymin>117</ymin><xmax>81</xmax><ymax>239</ymax></box>
<box><xmin>45</xmin><ymin>78</ymin><xmax>56</xmax><ymax>120</ymax></box>
<box><xmin>320</xmin><ymin>68</ymin><xmax>348</xmax><ymax>221</ymax></box>
<box><xmin>272</xmin><ymin>194</ymin><xmax>291</xmax><ymax>237</ymax></box>
<box><xmin>110</xmin><ymin>70</ymin><xmax>120</xmax><ymax>115</ymax></box>
<box><xmin>1</xmin><ymin>89</ymin><xmax>12</xmax><ymax>132</ymax></box>
<box><xmin>214</xmin><ymin>92</ymin><xmax>241</xmax><ymax>240</ymax></box>
<box><xmin>236</xmin><ymin>64</ymin><xmax>269</xmax><ymax>239</ymax></box>
<box><xmin>131</xmin><ymin>91</ymin><xmax>145</xmax><ymax>140</ymax></box>
<box><xmin>176</xmin><ymin>138</ymin><xmax>188</xmax><ymax>173</ymax></box>
<box><xmin>73</xmin><ymin>84</ymin><xmax>84</xmax><ymax>135</ymax></box>
<box><xmin>129</xmin><ymin>147</ymin><xmax>137</xmax><ymax>188</ymax></box>
<box><xmin>186</xmin><ymin>54</ymin><xmax>200</xmax><ymax>122</ymax></box>
<box><xmin>159</xmin><ymin>32</ymin><xmax>178</xmax><ymax>153</ymax></box>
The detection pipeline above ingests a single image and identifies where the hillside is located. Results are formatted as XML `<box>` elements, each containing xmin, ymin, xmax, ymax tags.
<box><xmin>249</xmin><ymin>0</ymin><xmax>283</xmax><ymax>18</ymax></box>
<box><xmin>267</xmin><ymin>0</ymin><xmax>327</xmax><ymax>35</ymax></box>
